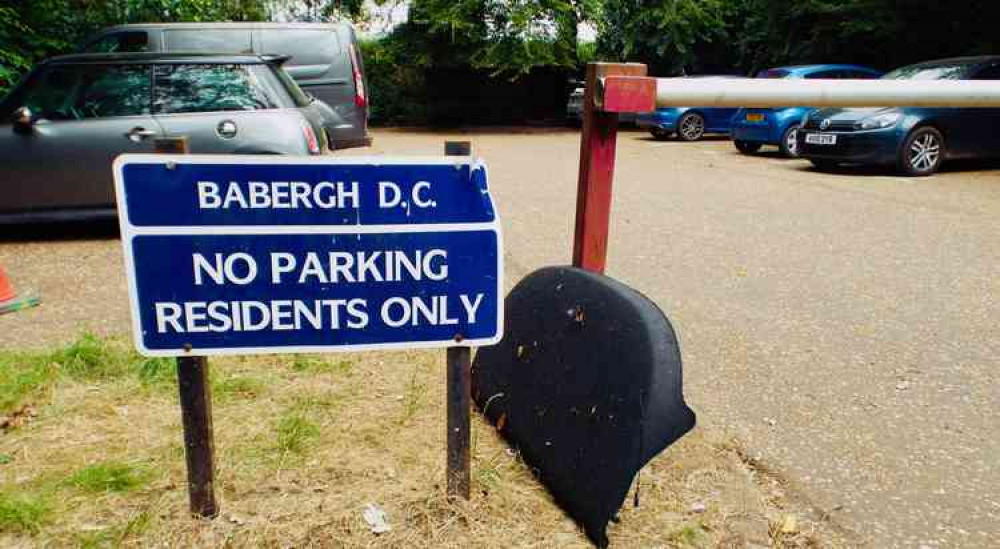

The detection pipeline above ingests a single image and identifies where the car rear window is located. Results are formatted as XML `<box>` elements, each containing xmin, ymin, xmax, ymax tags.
<box><xmin>3</xmin><ymin>64</ymin><xmax>150</xmax><ymax>120</ymax></box>
<box><xmin>152</xmin><ymin>64</ymin><xmax>277</xmax><ymax>114</ymax></box>
<box><xmin>259</xmin><ymin>29</ymin><xmax>341</xmax><ymax>67</ymax></box>
<box><xmin>164</xmin><ymin>29</ymin><xmax>252</xmax><ymax>54</ymax></box>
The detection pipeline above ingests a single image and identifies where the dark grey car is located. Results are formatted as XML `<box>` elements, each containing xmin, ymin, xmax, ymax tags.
<box><xmin>80</xmin><ymin>22</ymin><xmax>371</xmax><ymax>150</ymax></box>
<box><xmin>0</xmin><ymin>53</ymin><xmax>328</xmax><ymax>223</ymax></box>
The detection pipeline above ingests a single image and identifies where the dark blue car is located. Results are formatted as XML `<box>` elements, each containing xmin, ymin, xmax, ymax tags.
<box><xmin>635</xmin><ymin>76</ymin><xmax>744</xmax><ymax>141</ymax></box>
<box><xmin>731</xmin><ymin>64</ymin><xmax>883</xmax><ymax>157</ymax></box>
<box><xmin>799</xmin><ymin>56</ymin><xmax>1000</xmax><ymax>176</ymax></box>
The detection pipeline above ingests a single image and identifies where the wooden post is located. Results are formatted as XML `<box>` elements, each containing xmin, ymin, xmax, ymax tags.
<box><xmin>155</xmin><ymin>136</ymin><xmax>218</xmax><ymax>518</ymax></box>
<box><xmin>573</xmin><ymin>63</ymin><xmax>648</xmax><ymax>274</ymax></box>
<box><xmin>444</xmin><ymin>140</ymin><xmax>472</xmax><ymax>500</ymax></box>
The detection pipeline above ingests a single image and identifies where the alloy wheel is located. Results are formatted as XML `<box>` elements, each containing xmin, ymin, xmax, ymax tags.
<box><xmin>908</xmin><ymin>132</ymin><xmax>941</xmax><ymax>173</ymax></box>
<box><xmin>679</xmin><ymin>114</ymin><xmax>704</xmax><ymax>141</ymax></box>
<box><xmin>785</xmin><ymin>127</ymin><xmax>799</xmax><ymax>156</ymax></box>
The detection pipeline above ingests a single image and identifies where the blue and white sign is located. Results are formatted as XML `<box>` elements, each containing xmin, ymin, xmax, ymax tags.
<box><xmin>114</xmin><ymin>155</ymin><xmax>503</xmax><ymax>357</ymax></box>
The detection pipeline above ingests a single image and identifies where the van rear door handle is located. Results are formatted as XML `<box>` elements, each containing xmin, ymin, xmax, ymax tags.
<box><xmin>126</xmin><ymin>127</ymin><xmax>157</xmax><ymax>142</ymax></box>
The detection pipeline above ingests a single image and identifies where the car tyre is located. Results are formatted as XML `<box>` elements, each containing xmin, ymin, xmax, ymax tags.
<box><xmin>898</xmin><ymin>126</ymin><xmax>944</xmax><ymax>176</ymax></box>
<box><xmin>779</xmin><ymin>124</ymin><xmax>801</xmax><ymax>158</ymax></box>
<box><xmin>650</xmin><ymin>128</ymin><xmax>672</xmax><ymax>140</ymax></box>
<box><xmin>734</xmin><ymin>140</ymin><xmax>763</xmax><ymax>154</ymax></box>
<box><xmin>677</xmin><ymin>112</ymin><xmax>705</xmax><ymax>141</ymax></box>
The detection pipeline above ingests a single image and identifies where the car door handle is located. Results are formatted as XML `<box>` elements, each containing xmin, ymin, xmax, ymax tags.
<box><xmin>125</xmin><ymin>127</ymin><xmax>157</xmax><ymax>142</ymax></box>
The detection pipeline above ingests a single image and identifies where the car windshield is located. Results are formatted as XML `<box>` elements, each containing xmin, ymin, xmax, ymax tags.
<box><xmin>756</xmin><ymin>69</ymin><xmax>790</xmax><ymax>79</ymax></box>
<box><xmin>882</xmin><ymin>63</ymin><xmax>972</xmax><ymax>80</ymax></box>
<box><xmin>271</xmin><ymin>64</ymin><xmax>312</xmax><ymax>107</ymax></box>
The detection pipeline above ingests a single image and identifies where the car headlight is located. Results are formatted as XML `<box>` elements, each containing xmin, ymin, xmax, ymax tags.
<box><xmin>856</xmin><ymin>112</ymin><xmax>901</xmax><ymax>130</ymax></box>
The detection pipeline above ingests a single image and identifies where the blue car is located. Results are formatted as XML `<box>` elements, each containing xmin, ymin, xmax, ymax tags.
<box><xmin>636</xmin><ymin>76</ymin><xmax>744</xmax><ymax>141</ymax></box>
<box><xmin>731</xmin><ymin>65</ymin><xmax>883</xmax><ymax>157</ymax></box>
<box><xmin>799</xmin><ymin>56</ymin><xmax>1000</xmax><ymax>176</ymax></box>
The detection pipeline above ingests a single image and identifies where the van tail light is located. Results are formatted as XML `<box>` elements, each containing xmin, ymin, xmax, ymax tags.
<box><xmin>300</xmin><ymin>119</ymin><xmax>320</xmax><ymax>154</ymax></box>
<box><xmin>348</xmin><ymin>43</ymin><xmax>366</xmax><ymax>108</ymax></box>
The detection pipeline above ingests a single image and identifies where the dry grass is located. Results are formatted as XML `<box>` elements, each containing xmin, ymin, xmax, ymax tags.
<box><xmin>0</xmin><ymin>335</ymin><xmax>851</xmax><ymax>548</ymax></box>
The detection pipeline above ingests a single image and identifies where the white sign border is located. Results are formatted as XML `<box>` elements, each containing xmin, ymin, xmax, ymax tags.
<box><xmin>114</xmin><ymin>154</ymin><xmax>504</xmax><ymax>358</ymax></box>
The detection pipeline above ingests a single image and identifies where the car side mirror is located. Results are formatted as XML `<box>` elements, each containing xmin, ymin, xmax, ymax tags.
<box><xmin>12</xmin><ymin>107</ymin><xmax>36</xmax><ymax>133</ymax></box>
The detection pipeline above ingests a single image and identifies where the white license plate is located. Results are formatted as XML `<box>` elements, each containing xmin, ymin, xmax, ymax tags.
<box><xmin>805</xmin><ymin>133</ymin><xmax>837</xmax><ymax>145</ymax></box>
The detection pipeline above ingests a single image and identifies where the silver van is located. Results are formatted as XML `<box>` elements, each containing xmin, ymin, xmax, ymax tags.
<box><xmin>80</xmin><ymin>22</ymin><xmax>370</xmax><ymax>150</ymax></box>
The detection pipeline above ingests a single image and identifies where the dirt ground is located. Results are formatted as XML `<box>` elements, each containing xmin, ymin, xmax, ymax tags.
<box><xmin>1</xmin><ymin>128</ymin><xmax>999</xmax><ymax>547</ymax></box>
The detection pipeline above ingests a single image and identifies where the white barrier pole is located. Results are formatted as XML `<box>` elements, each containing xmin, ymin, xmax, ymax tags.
<box><xmin>651</xmin><ymin>78</ymin><xmax>1000</xmax><ymax>108</ymax></box>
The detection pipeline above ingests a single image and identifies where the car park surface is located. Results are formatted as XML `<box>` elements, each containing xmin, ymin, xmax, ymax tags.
<box><xmin>799</xmin><ymin>56</ymin><xmax>1000</xmax><ymax>175</ymax></box>
<box><xmin>0</xmin><ymin>53</ymin><xmax>326</xmax><ymax>223</ymax></box>
<box><xmin>2</xmin><ymin>129</ymin><xmax>998</xmax><ymax>547</ymax></box>
<box><xmin>731</xmin><ymin>64</ymin><xmax>883</xmax><ymax>157</ymax></box>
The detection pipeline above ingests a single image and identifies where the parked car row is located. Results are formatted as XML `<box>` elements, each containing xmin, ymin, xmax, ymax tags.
<box><xmin>0</xmin><ymin>22</ymin><xmax>371</xmax><ymax>224</ymax></box>
<box><xmin>630</xmin><ymin>56</ymin><xmax>1000</xmax><ymax>176</ymax></box>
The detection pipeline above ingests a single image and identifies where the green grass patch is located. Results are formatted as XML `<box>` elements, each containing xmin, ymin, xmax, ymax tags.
<box><xmin>0</xmin><ymin>334</ymin><xmax>182</xmax><ymax>415</ymax></box>
<box><xmin>668</xmin><ymin>522</ymin><xmax>705</xmax><ymax>546</ymax></box>
<box><xmin>290</xmin><ymin>355</ymin><xmax>353</xmax><ymax>375</ymax></box>
<box><xmin>276</xmin><ymin>408</ymin><xmax>320</xmax><ymax>456</ymax></box>
<box><xmin>213</xmin><ymin>374</ymin><xmax>265</xmax><ymax>400</ymax></box>
<box><xmin>0</xmin><ymin>352</ymin><xmax>56</xmax><ymax>412</ymax></box>
<box><xmin>0</xmin><ymin>490</ymin><xmax>50</xmax><ymax>534</ymax></box>
<box><xmin>66</xmin><ymin>462</ymin><xmax>151</xmax><ymax>494</ymax></box>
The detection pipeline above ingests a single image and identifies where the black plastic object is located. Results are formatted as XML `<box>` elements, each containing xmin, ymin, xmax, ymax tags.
<box><xmin>472</xmin><ymin>266</ymin><xmax>695</xmax><ymax>547</ymax></box>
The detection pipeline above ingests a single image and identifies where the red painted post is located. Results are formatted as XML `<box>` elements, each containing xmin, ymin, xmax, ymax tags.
<box><xmin>573</xmin><ymin>63</ymin><xmax>648</xmax><ymax>274</ymax></box>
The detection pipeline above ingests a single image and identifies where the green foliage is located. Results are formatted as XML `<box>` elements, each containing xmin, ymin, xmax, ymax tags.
<box><xmin>0</xmin><ymin>490</ymin><xmax>50</xmax><ymax>534</ymax></box>
<box><xmin>597</xmin><ymin>0</ymin><xmax>733</xmax><ymax>75</ymax></box>
<box><xmin>66</xmin><ymin>461</ymin><xmax>151</xmax><ymax>493</ymax></box>
<box><xmin>597</xmin><ymin>0</ymin><xmax>1000</xmax><ymax>76</ymax></box>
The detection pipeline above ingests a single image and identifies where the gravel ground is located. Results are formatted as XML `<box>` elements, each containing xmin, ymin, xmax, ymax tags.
<box><xmin>2</xmin><ymin>128</ymin><xmax>999</xmax><ymax>547</ymax></box>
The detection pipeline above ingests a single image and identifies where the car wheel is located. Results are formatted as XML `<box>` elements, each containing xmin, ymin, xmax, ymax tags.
<box><xmin>734</xmin><ymin>140</ymin><xmax>762</xmax><ymax>154</ymax></box>
<box><xmin>677</xmin><ymin>113</ymin><xmax>705</xmax><ymax>141</ymax></box>
<box><xmin>809</xmin><ymin>159</ymin><xmax>839</xmax><ymax>171</ymax></box>
<box><xmin>898</xmin><ymin>126</ymin><xmax>944</xmax><ymax>176</ymax></box>
<box><xmin>779</xmin><ymin>124</ymin><xmax>801</xmax><ymax>158</ymax></box>
<box><xmin>650</xmin><ymin>128</ymin><xmax>672</xmax><ymax>140</ymax></box>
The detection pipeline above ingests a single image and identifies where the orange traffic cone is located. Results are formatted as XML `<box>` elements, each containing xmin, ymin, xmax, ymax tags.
<box><xmin>0</xmin><ymin>265</ymin><xmax>40</xmax><ymax>315</ymax></box>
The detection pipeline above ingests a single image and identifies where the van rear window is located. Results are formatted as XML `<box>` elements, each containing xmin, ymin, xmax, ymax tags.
<box><xmin>259</xmin><ymin>30</ymin><xmax>341</xmax><ymax>68</ymax></box>
<box><xmin>164</xmin><ymin>29</ymin><xmax>252</xmax><ymax>54</ymax></box>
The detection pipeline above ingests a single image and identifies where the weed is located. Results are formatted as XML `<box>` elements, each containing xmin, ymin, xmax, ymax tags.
<box><xmin>67</xmin><ymin>462</ymin><xmax>151</xmax><ymax>494</ymax></box>
<box><xmin>0</xmin><ymin>490</ymin><xmax>50</xmax><ymax>534</ymax></box>
<box><xmin>399</xmin><ymin>365</ymin><xmax>428</xmax><ymax>425</ymax></box>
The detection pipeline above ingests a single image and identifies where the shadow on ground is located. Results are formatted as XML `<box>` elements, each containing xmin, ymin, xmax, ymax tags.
<box><xmin>0</xmin><ymin>220</ymin><xmax>119</xmax><ymax>243</ymax></box>
<box><xmin>791</xmin><ymin>157</ymin><xmax>1000</xmax><ymax>177</ymax></box>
